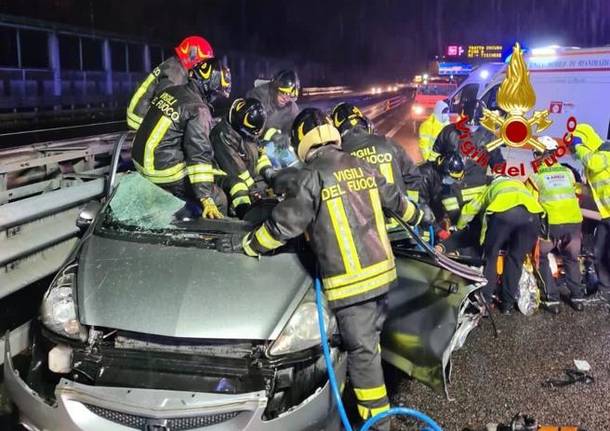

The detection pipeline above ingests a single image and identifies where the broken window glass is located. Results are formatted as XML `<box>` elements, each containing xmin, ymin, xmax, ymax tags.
<box><xmin>106</xmin><ymin>173</ymin><xmax>185</xmax><ymax>230</ymax></box>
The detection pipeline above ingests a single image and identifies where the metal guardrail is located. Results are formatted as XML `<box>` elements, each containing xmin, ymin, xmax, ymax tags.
<box><xmin>302</xmin><ymin>86</ymin><xmax>352</xmax><ymax>97</ymax></box>
<box><xmin>363</xmin><ymin>95</ymin><xmax>407</xmax><ymax>120</ymax></box>
<box><xmin>0</xmin><ymin>131</ymin><xmax>132</xmax><ymax>301</ymax></box>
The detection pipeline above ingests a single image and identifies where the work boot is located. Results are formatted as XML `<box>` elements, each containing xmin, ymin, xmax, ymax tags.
<box><xmin>585</xmin><ymin>290</ymin><xmax>610</xmax><ymax>304</ymax></box>
<box><xmin>541</xmin><ymin>301</ymin><xmax>561</xmax><ymax>315</ymax></box>
<box><xmin>500</xmin><ymin>302</ymin><xmax>513</xmax><ymax>315</ymax></box>
<box><xmin>567</xmin><ymin>297</ymin><xmax>585</xmax><ymax>312</ymax></box>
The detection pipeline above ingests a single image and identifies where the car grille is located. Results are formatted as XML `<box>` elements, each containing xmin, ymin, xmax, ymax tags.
<box><xmin>84</xmin><ymin>403</ymin><xmax>242</xmax><ymax>430</ymax></box>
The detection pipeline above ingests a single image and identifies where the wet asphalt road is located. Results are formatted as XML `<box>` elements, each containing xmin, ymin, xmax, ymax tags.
<box><xmin>385</xmin><ymin>304</ymin><xmax>610</xmax><ymax>431</ymax></box>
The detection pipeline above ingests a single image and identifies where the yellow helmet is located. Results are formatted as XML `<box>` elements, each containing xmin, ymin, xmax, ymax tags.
<box><xmin>290</xmin><ymin>108</ymin><xmax>341</xmax><ymax>161</ymax></box>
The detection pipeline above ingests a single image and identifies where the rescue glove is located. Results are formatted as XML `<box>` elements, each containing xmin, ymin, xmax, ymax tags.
<box><xmin>216</xmin><ymin>233</ymin><xmax>244</xmax><ymax>253</ymax></box>
<box><xmin>201</xmin><ymin>198</ymin><xmax>224</xmax><ymax>219</ymax></box>
<box><xmin>421</xmin><ymin>204</ymin><xmax>435</xmax><ymax>225</ymax></box>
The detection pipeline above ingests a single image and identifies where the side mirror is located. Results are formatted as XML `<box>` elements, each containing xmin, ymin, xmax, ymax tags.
<box><xmin>76</xmin><ymin>201</ymin><xmax>101</xmax><ymax>231</ymax></box>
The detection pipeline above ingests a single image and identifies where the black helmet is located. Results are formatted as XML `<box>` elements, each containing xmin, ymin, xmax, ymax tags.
<box><xmin>190</xmin><ymin>58</ymin><xmax>231</xmax><ymax>102</ymax></box>
<box><xmin>441</xmin><ymin>152</ymin><xmax>465</xmax><ymax>180</ymax></box>
<box><xmin>228</xmin><ymin>98</ymin><xmax>267</xmax><ymax>139</ymax></box>
<box><xmin>290</xmin><ymin>108</ymin><xmax>341</xmax><ymax>161</ymax></box>
<box><xmin>331</xmin><ymin>102</ymin><xmax>373</xmax><ymax>136</ymax></box>
<box><xmin>272</xmin><ymin>69</ymin><xmax>300</xmax><ymax>99</ymax></box>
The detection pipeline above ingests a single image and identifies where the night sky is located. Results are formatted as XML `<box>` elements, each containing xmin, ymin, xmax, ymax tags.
<box><xmin>1</xmin><ymin>0</ymin><xmax>609</xmax><ymax>84</ymax></box>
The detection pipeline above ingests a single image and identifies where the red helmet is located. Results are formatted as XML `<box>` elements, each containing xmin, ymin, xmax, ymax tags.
<box><xmin>175</xmin><ymin>36</ymin><xmax>214</xmax><ymax>70</ymax></box>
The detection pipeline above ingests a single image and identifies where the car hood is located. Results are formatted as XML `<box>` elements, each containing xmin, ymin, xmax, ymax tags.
<box><xmin>77</xmin><ymin>233</ymin><xmax>311</xmax><ymax>340</ymax></box>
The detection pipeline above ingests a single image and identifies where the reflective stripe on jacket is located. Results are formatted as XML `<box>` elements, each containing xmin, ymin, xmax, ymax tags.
<box><xmin>457</xmin><ymin>177</ymin><xmax>544</xmax><ymax>243</ymax></box>
<box><xmin>575</xmin><ymin>145</ymin><xmax>610</xmax><ymax>218</ymax></box>
<box><xmin>131</xmin><ymin>81</ymin><xmax>214</xmax><ymax>201</ymax></box>
<box><xmin>210</xmin><ymin>118</ymin><xmax>272</xmax><ymax>209</ymax></box>
<box><xmin>526</xmin><ymin>164</ymin><xmax>582</xmax><ymax>225</ymax></box>
<box><xmin>418</xmin><ymin>114</ymin><xmax>444</xmax><ymax>162</ymax></box>
<box><xmin>244</xmin><ymin>147</ymin><xmax>417</xmax><ymax>308</ymax></box>
<box><xmin>342</xmin><ymin>127</ymin><xmax>417</xmax><ymax>195</ymax></box>
<box><xmin>127</xmin><ymin>56</ymin><xmax>188</xmax><ymax>130</ymax></box>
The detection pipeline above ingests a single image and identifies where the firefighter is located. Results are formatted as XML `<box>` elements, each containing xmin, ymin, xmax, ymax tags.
<box><xmin>418</xmin><ymin>100</ymin><xmax>449</xmax><ymax>162</ymax></box>
<box><xmin>131</xmin><ymin>58</ymin><xmax>231</xmax><ymax>219</ymax></box>
<box><xmin>238</xmin><ymin>108</ymin><xmax>422</xmax><ymax>430</ymax></box>
<box><xmin>456</xmin><ymin>176</ymin><xmax>544</xmax><ymax>314</ymax></box>
<box><xmin>430</xmin><ymin>153</ymin><xmax>490</xmax><ymax>256</ymax></box>
<box><xmin>526</xmin><ymin>137</ymin><xmax>584</xmax><ymax>314</ymax></box>
<box><xmin>127</xmin><ymin>35</ymin><xmax>214</xmax><ymax>130</ymax></box>
<box><xmin>247</xmin><ymin>70</ymin><xmax>301</xmax><ymax>168</ymax></box>
<box><xmin>433</xmin><ymin>99</ymin><xmax>505</xmax><ymax>175</ymax></box>
<box><xmin>210</xmin><ymin>98</ymin><xmax>273</xmax><ymax>218</ymax></box>
<box><xmin>571</xmin><ymin>124</ymin><xmax>610</xmax><ymax>303</ymax></box>
<box><xmin>331</xmin><ymin>102</ymin><xmax>418</xmax><ymax>193</ymax></box>
<box><xmin>331</xmin><ymin>102</ymin><xmax>429</xmax><ymax>242</ymax></box>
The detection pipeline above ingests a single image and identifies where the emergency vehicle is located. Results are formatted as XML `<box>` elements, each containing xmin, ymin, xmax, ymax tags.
<box><xmin>409</xmin><ymin>78</ymin><xmax>457</xmax><ymax>126</ymax></box>
<box><xmin>448</xmin><ymin>46</ymin><xmax>610</xmax><ymax>140</ymax></box>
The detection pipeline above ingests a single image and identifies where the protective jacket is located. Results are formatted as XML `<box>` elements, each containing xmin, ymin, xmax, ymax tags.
<box><xmin>127</xmin><ymin>56</ymin><xmax>188</xmax><ymax>130</ymax></box>
<box><xmin>575</xmin><ymin>143</ymin><xmax>610</xmax><ymax>219</ymax></box>
<box><xmin>244</xmin><ymin>146</ymin><xmax>418</xmax><ymax>309</ymax></box>
<box><xmin>131</xmin><ymin>81</ymin><xmax>214</xmax><ymax>201</ymax></box>
<box><xmin>440</xmin><ymin>177</ymin><xmax>490</xmax><ymax>224</ymax></box>
<box><xmin>526</xmin><ymin>164</ymin><xmax>583</xmax><ymax>225</ymax></box>
<box><xmin>246</xmin><ymin>82</ymin><xmax>299</xmax><ymax>135</ymax></box>
<box><xmin>433</xmin><ymin>123</ymin><xmax>505</xmax><ymax>174</ymax></box>
<box><xmin>341</xmin><ymin>127</ymin><xmax>417</xmax><ymax>195</ymax></box>
<box><xmin>412</xmin><ymin>162</ymin><xmax>443</xmax><ymax>219</ymax></box>
<box><xmin>210</xmin><ymin>118</ymin><xmax>272</xmax><ymax>210</ymax></box>
<box><xmin>418</xmin><ymin>113</ymin><xmax>445</xmax><ymax>162</ymax></box>
<box><xmin>457</xmin><ymin>177</ymin><xmax>544</xmax><ymax>243</ymax></box>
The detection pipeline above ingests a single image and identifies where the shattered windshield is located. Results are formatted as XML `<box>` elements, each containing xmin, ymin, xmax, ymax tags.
<box><xmin>97</xmin><ymin>173</ymin><xmax>257</xmax><ymax>241</ymax></box>
<box><xmin>102</xmin><ymin>173</ymin><xmax>186</xmax><ymax>231</ymax></box>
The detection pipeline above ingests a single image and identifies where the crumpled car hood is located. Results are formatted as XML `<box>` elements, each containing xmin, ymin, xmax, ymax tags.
<box><xmin>77</xmin><ymin>234</ymin><xmax>311</xmax><ymax>340</ymax></box>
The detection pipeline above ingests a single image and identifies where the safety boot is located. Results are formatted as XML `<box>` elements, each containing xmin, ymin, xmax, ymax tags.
<box><xmin>567</xmin><ymin>297</ymin><xmax>585</xmax><ymax>311</ymax></box>
<box><xmin>541</xmin><ymin>301</ymin><xmax>561</xmax><ymax>315</ymax></box>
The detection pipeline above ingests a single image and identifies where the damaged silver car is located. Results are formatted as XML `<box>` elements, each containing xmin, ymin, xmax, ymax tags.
<box><xmin>4</xmin><ymin>171</ymin><xmax>484</xmax><ymax>431</ymax></box>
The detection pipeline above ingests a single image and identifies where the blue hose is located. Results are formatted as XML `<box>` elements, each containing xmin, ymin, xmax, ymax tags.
<box><xmin>314</xmin><ymin>278</ymin><xmax>443</xmax><ymax>431</ymax></box>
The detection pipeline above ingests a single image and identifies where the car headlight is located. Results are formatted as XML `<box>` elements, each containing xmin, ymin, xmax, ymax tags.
<box><xmin>268</xmin><ymin>288</ymin><xmax>337</xmax><ymax>356</ymax></box>
<box><xmin>41</xmin><ymin>263</ymin><xmax>88</xmax><ymax>341</ymax></box>
<box><xmin>412</xmin><ymin>104</ymin><xmax>425</xmax><ymax>115</ymax></box>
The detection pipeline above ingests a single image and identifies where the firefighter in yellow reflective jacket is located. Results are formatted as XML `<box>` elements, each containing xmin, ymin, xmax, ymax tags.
<box><xmin>241</xmin><ymin>108</ymin><xmax>422</xmax><ymax>430</ymax></box>
<box><xmin>210</xmin><ymin>98</ymin><xmax>273</xmax><ymax>218</ymax></box>
<box><xmin>526</xmin><ymin>137</ymin><xmax>584</xmax><ymax>313</ymax></box>
<box><xmin>457</xmin><ymin>176</ymin><xmax>544</xmax><ymax>314</ymax></box>
<box><xmin>418</xmin><ymin>100</ymin><xmax>449</xmax><ymax>162</ymax></box>
<box><xmin>330</xmin><ymin>102</ymin><xmax>426</xmax><ymax>236</ymax></box>
<box><xmin>432</xmin><ymin>153</ymin><xmax>490</xmax><ymax>256</ymax></box>
<box><xmin>571</xmin><ymin>123</ymin><xmax>610</xmax><ymax>302</ymax></box>
<box><xmin>131</xmin><ymin>59</ymin><xmax>231</xmax><ymax>219</ymax></box>
<box><xmin>126</xmin><ymin>36</ymin><xmax>214</xmax><ymax>130</ymax></box>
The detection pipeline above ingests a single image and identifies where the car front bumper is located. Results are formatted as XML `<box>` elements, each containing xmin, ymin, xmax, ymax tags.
<box><xmin>4</xmin><ymin>337</ymin><xmax>347</xmax><ymax>431</ymax></box>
